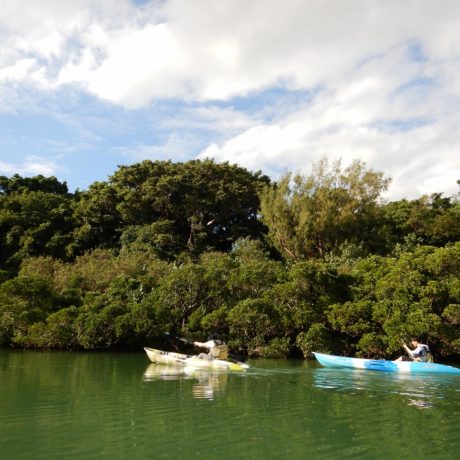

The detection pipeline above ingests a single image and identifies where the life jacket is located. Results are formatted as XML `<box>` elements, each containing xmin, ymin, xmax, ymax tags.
<box><xmin>413</xmin><ymin>344</ymin><xmax>433</xmax><ymax>363</ymax></box>
<box><xmin>209</xmin><ymin>340</ymin><xmax>228</xmax><ymax>360</ymax></box>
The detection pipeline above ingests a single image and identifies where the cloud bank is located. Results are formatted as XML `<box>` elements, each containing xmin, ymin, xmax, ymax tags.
<box><xmin>1</xmin><ymin>0</ymin><xmax>459</xmax><ymax>198</ymax></box>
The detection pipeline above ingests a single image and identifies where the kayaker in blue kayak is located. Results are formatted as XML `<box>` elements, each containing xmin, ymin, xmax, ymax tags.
<box><xmin>194</xmin><ymin>336</ymin><xmax>229</xmax><ymax>360</ymax></box>
<box><xmin>395</xmin><ymin>338</ymin><xmax>432</xmax><ymax>362</ymax></box>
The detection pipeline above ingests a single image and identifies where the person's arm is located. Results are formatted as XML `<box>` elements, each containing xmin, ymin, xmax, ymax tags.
<box><xmin>193</xmin><ymin>340</ymin><xmax>215</xmax><ymax>349</ymax></box>
<box><xmin>402</xmin><ymin>343</ymin><xmax>416</xmax><ymax>358</ymax></box>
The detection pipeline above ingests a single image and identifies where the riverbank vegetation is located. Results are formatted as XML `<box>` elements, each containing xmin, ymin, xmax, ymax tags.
<box><xmin>0</xmin><ymin>159</ymin><xmax>459</xmax><ymax>359</ymax></box>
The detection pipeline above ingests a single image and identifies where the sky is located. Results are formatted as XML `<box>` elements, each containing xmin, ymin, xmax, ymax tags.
<box><xmin>0</xmin><ymin>0</ymin><xmax>460</xmax><ymax>200</ymax></box>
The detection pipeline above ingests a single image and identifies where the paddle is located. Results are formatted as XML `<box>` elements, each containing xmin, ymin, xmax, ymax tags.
<box><xmin>164</xmin><ymin>332</ymin><xmax>250</xmax><ymax>368</ymax></box>
<box><xmin>401</xmin><ymin>339</ymin><xmax>414</xmax><ymax>361</ymax></box>
<box><xmin>164</xmin><ymin>332</ymin><xmax>192</xmax><ymax>346</ymax></box>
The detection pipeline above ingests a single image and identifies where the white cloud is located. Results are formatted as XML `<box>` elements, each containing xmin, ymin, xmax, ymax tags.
<box><xmin>0</xmin><ymin>58</ymin><xmax>37</xmax><ymax>82</ymax></box>
<box><xmin>22</xmin><ymin>158</ymin><xmax>59</xmax><ymax>176</ymax></box>
<box><xmin>0</xmin><ymin>156</ymin><xmax>59</xmax><ymax>177</ymax></box>
<box><xmin>85</xmin><ymin>23</ymin><xmax>188</xmax><ymax>108</ymax></box>
<box><xmin>160</xmin><ymin>105</ymin><xmax>259</xmax><ymax>135</ymax></box>
<box><xmin>119</xmin><ymin>132</ymin><xmax>202</xmax><ymax>162</ymax></box>
<box><xmin>1</xmin><ymin>0</ymin><xmax>459</xmax><ymax>105</ymax></box>
<box><xmin>0</xmin><ymin>0</ymin><xmax>460</xmax><ymax>198</ymax></box>
<box><xmin>0</xmin><ymin>161</ymin><xmax>16</xmax><ymax>175</ymax></box>
<box><xmin>199</xmin><ymin>43</ymin><xmax>460</xmax><ymax>199</ymax></box>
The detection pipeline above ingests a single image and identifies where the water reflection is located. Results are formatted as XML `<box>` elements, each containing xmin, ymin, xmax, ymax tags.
<box><xmin>143</xmin><ymin>364</ymin><xmax>228</xmax><ymax>400</ymax></box>
<box><xmin>2</xmin><ymin>351</ymin><xmax>459</xmax><ymax>460</ymax></box>
<box><xmin>312</xmin><ymin>367</ymin><xmax>459</xmax><ymax>409</ymax></box>
<box><xmin>143</xmin><ymin>363</ymin><xmax>189</xmax><ymax>380</ymax></box>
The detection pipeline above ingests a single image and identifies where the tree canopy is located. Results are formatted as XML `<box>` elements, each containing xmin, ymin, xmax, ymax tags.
<box><xmin>259</xmin><ymin>158</ymin><xmax>390</xmax><ymax>260</ymax></box>
<box><xmin>0</xmin><ymin>159</ymin><xmax>458</xmax><ymax>360</ymax></box>
<box><xmin>71</xmin><ymin>159</ymin><xmax>270</xmax><ymax>257</ymax></box>
<box><xmin>0</xmin><ymin>177</ymin><xmax>74</xmax><ymax>269</ymax></box>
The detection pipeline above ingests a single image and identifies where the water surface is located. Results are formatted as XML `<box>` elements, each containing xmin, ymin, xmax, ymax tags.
<box><xmin>1</xmin><ymin>350</ymin><xmax>459</xmax><ymax>459</ymax></box>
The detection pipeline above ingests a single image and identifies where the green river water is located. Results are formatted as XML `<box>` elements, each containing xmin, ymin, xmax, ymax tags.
<box><xmin>0</xmin><ymin>350</ymin><xmax>459</xmax><ymax>460</ymax></box>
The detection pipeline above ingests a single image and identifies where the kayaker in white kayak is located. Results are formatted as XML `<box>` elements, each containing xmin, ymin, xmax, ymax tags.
<box><xmin>394</xmin><ymin>338</ymin><xmax>432</xmax><ymax>362</ymax></box>
<box><xmin>194</xmin><ymin>335</ymin><xmax>229</xmax><ymax>360</ymax></box>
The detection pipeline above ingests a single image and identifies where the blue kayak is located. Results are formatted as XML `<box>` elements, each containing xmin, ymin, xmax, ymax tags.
<box><xmin>313</xmin><ymin>352</ymin><xmax>460</xmax><ymax>375</ymax></box>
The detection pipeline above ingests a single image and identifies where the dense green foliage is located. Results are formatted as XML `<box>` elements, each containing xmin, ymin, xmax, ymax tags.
<box><xmin>72</xmin><ymin>159</ymin><xmax>270</xmax><ymax>257</ymax></box>
<box><xmin>259</xmin><ymin>158</ymin><xmax>391</xmax><ymax>259</ymax></box>
<box><xmin>0</xmin><ymin>175</ymin><xmax>74</xmax><ymax>269</ymax></box>
<box><xmin>0</xmin><ymin>160</ymin><xmax>458</xmax><ymax>359</ymax></box>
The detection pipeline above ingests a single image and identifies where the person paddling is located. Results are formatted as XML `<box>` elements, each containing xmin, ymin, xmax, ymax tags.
<box><xmin>194</xmin><ymin>335</ymin><xmax>229</xmax><ymax>360</ymax></box>
<box><xmin>395</xmin><ymin>338</ymin><xmax>432</xmax><ymax>362</ymax></box>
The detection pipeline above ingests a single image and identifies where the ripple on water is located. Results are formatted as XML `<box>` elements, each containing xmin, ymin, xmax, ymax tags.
<box><xmin>311</xmin><ymin>367</ymin><xmax>460</xmax><ymax>416</ymax></box>
<box><xmin>2</xmin><ymin>352</ymin><xmax>459</xmax><ymax>460</ymax></box>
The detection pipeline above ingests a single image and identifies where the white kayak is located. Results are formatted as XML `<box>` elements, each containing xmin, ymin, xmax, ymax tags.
<box><xmin>143</xmin><ymin>347</ymin><xmax>249</xmax><ymax>371</ymax></box>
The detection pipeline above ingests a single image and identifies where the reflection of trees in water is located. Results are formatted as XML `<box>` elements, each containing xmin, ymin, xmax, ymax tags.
<box><xmin>313</xmin><ymin>367</ymin><xmax>453</xmax><ymax>407</ymax></box>
<box><xmin>309</xmin><ymin>368</ymin><xmax>456</xmax><ymax>457</ymax></box>
<box><xmin>3</xmin><ymin>352</ymin><xmax>459</xmax><ymax>459</ymax></box>
<box><xmin>143</xmin><ymin>364</ymin><xmax>228</xmax><ymax>400</ymax></box>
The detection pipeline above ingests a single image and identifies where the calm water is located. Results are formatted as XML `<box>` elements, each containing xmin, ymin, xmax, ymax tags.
<box><xmin>1</xmin><ymin>351</ymin><xmax>459</xmax><ymax>460</ymax></box>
